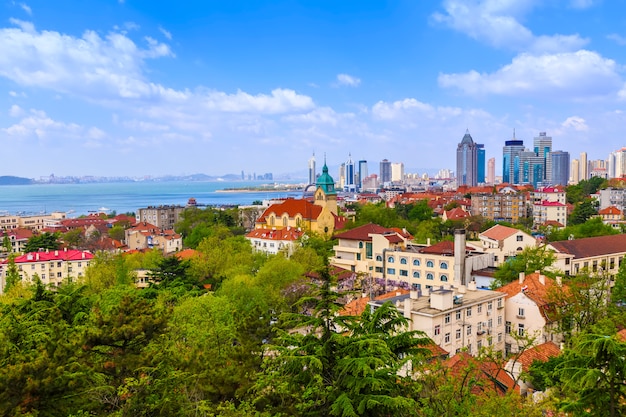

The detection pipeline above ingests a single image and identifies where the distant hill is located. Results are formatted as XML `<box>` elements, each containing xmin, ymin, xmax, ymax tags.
<box><xmin>0</xmin><ymin>176</ymin><xmax>33</xmax><ymax>185</ymax></box>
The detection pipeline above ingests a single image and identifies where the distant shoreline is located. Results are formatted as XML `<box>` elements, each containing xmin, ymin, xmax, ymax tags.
<box><xmin>217</xmin><ymin>186</ymin><xmax>306</xmax><ymax>193</ymax></box>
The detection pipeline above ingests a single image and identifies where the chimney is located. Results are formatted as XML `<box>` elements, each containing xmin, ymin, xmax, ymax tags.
<box><xmin>454</xmin><ymin>229</ymin><xmax>467</xmax><ymax>285</ymax></box>
<box><xmin>423</xmin><ymin>287</ymin><xmax>430</xmax><ymax>297</ymax></box>
<box><xmin>54</xmin><ymin>250</ymin><xmax>58</xmax><ymax>256</ymax></box>
<box><xmin>539</xmin><ymin>274</ymin><xmax>546</xmax><ymax>285</ymax></box>
<box><xmin>430</xmin><ymin>288</ymin><xmax>454</xmax><ymax>311</ymax></box>
<box><xmin>82</xmin><ymin>252</ymin><xmax>85</xmax><ymax>259</ymax></box>
<box><xmin>404</xmin><ymin>299</ymin><xmax>412</xmax><ymax>319</ymax></box>
<box><xmin>468</xmin><ymin>281</ymin><xmax>477</xmax><ymax>291</ymax></box>
<box><xmin>518</xmin><ymin>272</ymin><xmax>525</xmax><ymax>284</ymax></box>
<box><xmin>410</xmin><ymin>290</ymin><xmax>419</xmax><ymax>300</ymax></box>
<box><xmin>458</xmin><ymin>285</ymin><xmax>467</xmax><ymax>294</ymax></box>
<box><xmin>426</xmin><ymin>238</ymin><xmax>431</xmax><ymax>246</ymax></box>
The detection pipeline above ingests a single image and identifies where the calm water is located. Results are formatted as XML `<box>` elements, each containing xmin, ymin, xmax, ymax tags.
<box><xmin>0</xmin><ymin>181</ymin><xmax>304</xmax><ymax>216</ymax></box>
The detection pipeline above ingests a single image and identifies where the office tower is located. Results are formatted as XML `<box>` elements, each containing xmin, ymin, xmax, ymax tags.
<box><xmin>380</xmin><ymin>159</ymin><xmax>392</xmax><ymax>184</ymax></box>
<box><xmin>550</xmin><ymin>151</ymin><xmax>570</xmax><ymax>186</ymax></box>
<box><xmin>502</xmin><ymin>132</ymin><xmax>525</xmax><ymax>184</ymax></box>
<box><xmin>344</xmin><ymin>154</ymin><xmax>356</xmax><ymax>191</ymax></box>
<box><xmin>533</xmin><ymin>132</ymin><xmax>552</xmax><ymax>184</ymax></box>
<box><xmin>456</xmin><ymin>129</ymin><xmax>478</xmax><ymax>186</ymax></box>
<box><xmin>477</xmin><ymin>144</ymin><xmax>485</xmax><ymax>183</ymax></box>
<box><xmin>487</xmin><ymin>157</ymin><xmax>495</xmax><ymax>184</ymax></box>
<box><xmin>308</xmin><ymin>153</ymin><xmax>316</xmax><ymax>185</ymax></box>
<box><xmin>391</xmin><ymin>162</ymin><xmax>404</xmax><ymax>182</ymax></box>
<box><xmin>570</xmin><ymin>159</ymin><xmax>580</xmax><ymax>184</ymax></box>
<box><xmin>358</xmin><ymin>160</ymin><xmax>368</xmax><ymax>190</ymax></box>
<box><xmin>520</xmin><ymin>149</ymin><xmax>544</xmax><ymax>188</ymax></box>
<box><xmin>580</xmin><ymin>152</ymin><xmax>588</xmax><ymax>181</ymax></box>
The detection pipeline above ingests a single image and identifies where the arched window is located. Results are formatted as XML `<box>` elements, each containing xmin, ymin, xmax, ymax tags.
<box><xmin>282</xmin><ymin>216</ymin><xmax>288</xmax><ymax>227</ymax></box>
<box><xmin>440</xmin><ymin>274</ymin><xmax>448</xmax><ymax>282</ymax></box>
<box><xmin>426</xmin><ymin>260</ymin><xmax>434</xmax><ymax>268</ymax></box>
<box><xmin>413</xmin><ymin>259</ymin><xmax>420</xmax><ymax>266</ymax></box>
<box><xmin>376</xmin><ymin>255</ymin><xmax>382</xmax><ymax>262</ymax></box>
<box><xmin>413</xmin><ymin>271</ymin><xmax>420</xmax><ymax>278</ymax></box>
<box><xmin>296</xmin><ymin>217</ymin><xmax>302</xmax><ymax>227</ymax></box>
<box><xmin>400</xmin><ymin>258</ymin><xmax>407</xmax><ymax>265</ymax></box>
<box><xmin>387</xmin><ymin>256</ymin><xmax>395</xmax><ymax>263</ymax></box>
<box><xmin>270</xmin><ymin>216</ymin><xmax>275</xmax><ymax>226</ymax></box>
<box><xmin>440</xmin><ymin>262</ymin><xmax>448</xmax><ymax>269</ymax></box>
<box><xmin>359</xmin><ymin>242</ymin><xmax>364</xmax><ymax>249</ymax></box>
<box><xmin>426</xmin><ymin>273</ymin><xmax>434</xmax><ymax>280</ymax></box>
<box><xmin>517</xmin><ymin>247</ymin><xmax>523</xmax><ymax>251</ymax></box>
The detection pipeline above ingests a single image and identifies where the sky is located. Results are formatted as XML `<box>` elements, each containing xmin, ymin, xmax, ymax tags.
<box><xmin>1</xmin><ymin>0</ymin><xmax>626</xmax><ymax>179</ymax></box>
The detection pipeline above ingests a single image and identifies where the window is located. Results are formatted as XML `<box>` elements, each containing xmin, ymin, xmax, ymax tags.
<box><xmin>498</xmin><ymin>315</ymin><xmax>502</xmax><ymax>326</ymax></box>
<box><xmin>477</xmin><ymin>340</ymin><xmax>482</xmax><ymax>350</ymax></box>
<box><xmin>387</xmin><ymin>256</ymin><xmax>395</xmax><ymax>263</ymax></box>
<box><xmin>31</xmin><ymin>265</ymin><xmax>35</xmax><ymax>270</ymax></box>
<box><xmin>498</xmin><ymin>333</ymin><xmax>503</xmax><ymax>342</ymax></box>
<box><xmin>41</xmin><ymin>274</ymin><xmax>45</xmax><ymax>280</ymax></box>
<box><xmin>413</xmin><ymin>259</ymin><xmax>420</xmax><ymax>266</ymax></box>
<box><xmin>440</xmin><ymin>274</ymin><xmax>448</xmax><ymax>282</ymax></box>
<box><xmin>426</xmin><ymin>260</ymin><xmax>434</xmax><ymax>268</ymax></box>
<box><xmin>505</xmin><ymin>321</ymin><xmax>511</xmax><ymax>334</ymax></box>
<box><xmin>466</xmin><ymin>307</ymin><xmax>472</xmax><ymax>317</ymax></box>
<box><xmin>497</xmin><ymin>298</ymin><xmax>503</xmax><ymax>309</ymax></box>
<box><xmin>376</xmin><ymin>255</ymin><xmax>382</xmax><ymax>262</ymax></box>
<box><xmin>426</xmin><ymin>273</ymin><xmax>434</xmax><ymax>280</ymax></box>
<box><xmin>477</xmin><ymin>304</ymin><xmax>482</xmax><ymax>313</ymax></box>
<box><xmin>375</xmin><ymin>267</ymin><xmax>383</xmax><ymax>273</ymax></box>
<box><xmin>356</xmin><ymin>254</ymin><xmax>361</xmax><ymax>261</ymax></box>
<box><xmin>57</xmin><ymin>262</ymin><xmax>62</xmax><ymax>267</ymax></box>
<box><xmin>516</xmin><ymin>235</ymin><xmax>523</xmax><ymax>241</ymax></box>
<box><xmin>359</xmin><ymin>242</ymin><xmax>363</xmax><ymax>249</ymax></box>
<box><xmin>456</xmin><ymin>329</ymin><xmax>462</xmax><ymax>339</ymax></box>
<box><xmin>282</xmin><ymin>217</ymin><xmax>288</xmax><ymax>227</ymax></box>
<box><xmin>77</xmin><ymin>262</ymin><xmax>82</xmax><ymax>268</ymax></box>
<box><xmin>444</xmin><ymin>333</ymin><xmax>450</xmax><ymax>344</ymax></box>
<box><xmin>57</xmin><ymin>272</ymin><xmax>62</xmax><ymax>278</ymax></box>
<box><xmin>444</xmin><ymin>314</ymin><xmax>451</xmax><ymax>324</ymax></box>
<box><xmin>434</xmin><ymin>325</ymin><xmax>441</xmax><ymax>335</ymax></box>
<box><xmin>366</xmin><ymin>242</ymin><xmax>373</xmax><ymax>259</ymax></box>
<box><xmin>488</xmin><ymin>319</ymin><xmax>493</xmax><ymax>328</ymax></box>
<box><xmin>518</xmin><ymin>308</ymin><xmax>525</xmax><ymax>318</ymax></box>
<box><xmin>413</xmin><ymin>271</ymin><xmax>420</xmax><ymax>278</ymax></box>
<box><xmin>440</xmin><ymin>262</ymin><xmax>448</xmax><ymax>269</ymax></box>
<box><xmin>456</xmin><ymin>310</ymin><xmax>461</xmax><ymax>320</ymax></box>
<box><xmin>400</xmin><ymin>258</ymin><xmax>407</xmax><ymax>265</ymax></box>
<box><xmin>387</xmin><ymin>268</ymin><xmax>396</xmax><ymax>275</ymax></box>
<box><xmin>467</xmin><ymin>325</ymin><xmax>472</xmax><ymax>336</ymax></box>
<box><xmin>518</xmin><ymin>324</ymin><xmax>525</xmax><ymax>336</ymax></box>
<box><xmin>399</xmin><ymin>270</ymin><xmax>408</xmax><ymax>277</ymax></box>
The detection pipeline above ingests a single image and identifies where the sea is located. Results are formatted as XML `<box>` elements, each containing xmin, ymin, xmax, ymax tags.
<box><xmin>0</xmin><ymin>180</ymin><xmax>305</xmax><ymax>217</ymax></box>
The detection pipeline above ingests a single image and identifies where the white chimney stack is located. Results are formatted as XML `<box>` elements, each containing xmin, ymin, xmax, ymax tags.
<box><xmin>519</xmin><ymin>272</ymin><xmax>525</xmax><ymax>284</ymax></box>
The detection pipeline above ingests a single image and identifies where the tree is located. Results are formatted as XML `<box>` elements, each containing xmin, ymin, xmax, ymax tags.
<box><xmin>23</xmin><ymin>231</ymin><xmax>60</xmax><ymax>253</ymax></box>
<box><xmin>568</xmin><ymin>199</ymin><xmax>597</xmax><ymax>225</ymax></box>
<box><xmin>558</xmin><ymin>333</ymin><xmax>626</xmax><ymax>417</ymax></box>
<box><xmin>3</xmin><ymin>253</ymin><xmax>20</xmax><ymax>292</ymax></box>
<box><xmin>492</xmin><ymin>245</ymin><xmax>556</xmax><ymax>287</ymax></box>
<box><xmin>107</xmin><ymin>224</ymin><xmax>126</xmax><ymax>241</ymax></box>
<box><xmin>2</xmin><ymin>234</ymin><xmax>11</xmax><ymax>253</ymax></box>
<box><xmin>63</xmin><ymin>228</ymin><xmax>84</xmax><ymax>249</ymax></box>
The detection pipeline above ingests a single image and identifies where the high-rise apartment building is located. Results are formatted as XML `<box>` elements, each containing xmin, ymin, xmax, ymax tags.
<box><xmin>456</xmin><ymin>129</ymin><xmax>478</xmax><ymax>186</ymax></box>
<box><xmin>487</xmin><ymin>157</ymin><xmax>495</xmax><ymax>184</ymax></box>
<box><xmin>580</xmin><ymin>152</ymin><xmax>588</xmax><ymax>181</ymax></box>
<box><xmin>570</xmin><ymin>159</ymin><xmax>580</xmax><ymax>184</ymax></box>
<box><xmin>391</xmin><ymin>162</ymin><xmax>404</xmax><ymax>182</ymax></box>
<box><xmin>308</xmin><ymin>153</ymin><xmax>316</xmax><ymax>185</ymax></box>
<box><xmin>608</xmin><ymin>148</ymin><xmax>626</xmax><ymax>179</ymax></box>
<box><xmin>549</xmin><ymin>151</ymin><xmax>570</xmax><ymax>186</ymax></box>
<box><xmin>380</xmin><ymin>159</ymin><xmax>392</xmax><ymax>184</ymax></box>
<box><xmin>502</xmin><ymin>133</ymin><xmax>525</xmax><ymax>184</ymax></box>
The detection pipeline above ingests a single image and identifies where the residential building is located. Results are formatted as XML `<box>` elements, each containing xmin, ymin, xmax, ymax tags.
<box><xmin>570</xmin><ymin>159</ymin><xmax>580</xmax><ymax>184</ymax></box>
<box><xmin>456</xmin><ymin>129</ymin><xmax>478</xmax><ymax>187</ymax></box>
<box><xmin>479</xmin><ymin>225</ymin><xmax>537</xmax><ymax>266</ymax></box>
<box><xmin>391</xmin><ymin>162</ymin><xmax>404</xmax><ymax>183</ymax></box>
<box><xmin>136</xmin><ymin>205</ymin><xmax>185</xmax><ymax>231</ymax></box>
<box><xmin>0</xmin><ymin>212</ymin><xmax>67</xmax><ymax>231</ymax></box>
<box><xmin>331</xmin><ymin>227</ymin><xmax>493</xmax><ymax>290</ymax></box>
<box><xmin>531</xmin><ymin>188</ymin><xmax>568</xmax><ymax>228</ymax></box>
<box><xmin>245</xmin><ymin>227</ymin><xmax>304</xmax><ymax>256</ymax></box>
<box><xmin>496</xmin><ymin>272</ymin><xmax>565</xmax><ymax>354</ymax></box>
<box><xmin>599</xmin><ymin>187</ymin><xmax>626</xmax><ymax>213</ymax></box>
<box><xmin>125</xmin><ymin>222</ymin><xmax>183</xmax><ymax>255</ymax></box>
<box><xmin>0</xmin><ymin>228</ymin><xmax>33</xmax><ymax>254</ymax></box>
<box><xmin>550</xmin><ymin>151</ymin><xmax>570</xmax><ymax>186</ymax></box>
<box><xmin>597</xmin><ymin>206</ymin><xmax>625</xmax><ymax>229</ymax></box>
<box><xmin>547</xmin><ymin>234</ymin><xmax>626</xmax><ymax>276</ymax></box>
<box><xmin>370</xmin><ymin>282</ymin><xmax>506</xmax><ymax>357</ymax></box>
<box><xmin>0</xmin><ymin>248</ymin><xmax>94</xmax><ymax>293</ymax></box>
<box><xmin>580</xmin><ymin>152</ymin><xmax>588</xmax><ymax>181</ymax></box>
<box><xmin>487</xmin><ymin>157</ymin><xmax>495</xmax><ymax>184</ymax></box>
<box><xmin>470</xmin><ymin>188</ymin><xmax>528</xmax><ymax>223</ymax></box>
<box><xmin>608</xmin><ymin>147</ymin><xmax>626</xmax><ymax>179</ymax></box>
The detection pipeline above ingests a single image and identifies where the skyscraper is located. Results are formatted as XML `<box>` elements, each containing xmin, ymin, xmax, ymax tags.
<box><xmin>380</xmin><ymin>159</ymin><xmax>392</xmax><ymax>184</ymax></box>
<box><xmin>358</xmin><ymin>160</ymin><xmax>368</xmax><ymax>190</ymax></box>
<box><xmin>502</xmin><ymin>132</ymin><xmax>525</xmax><ymax>184</ymax></box>
<box><xmin>308</xmin><ymin>153</ymin><xmax>316</xmax><ymax>185</ymax></box>
<box><xmin>487</xmin><ymin>157</ymin><xmax>495</xmax><ymax>184</ymax></box>
<box><xmin>344</xmin><ymin>154</ymin><xmax>356</xmax><ymax>191</ymax></box>
<box><xmin>456</xmin><ymin>129</ymin><xmax>478</xmax><ymax>186</ymax></box>
<box><xmin>580</xmin><ymin>152</ymin><xmax>588</xmax><ymax>181</ymax></box>
<box><xmin>477</xmin><ymin>144</ymin><xmax>486</xmax><ymax>184</ymax></box>
<box><xmin>571</xmin><ymin>159</ymin><xmax>580</xmax><ymax>184</ymax></box>
<box><xmin>391</xmin><ymin>162</ymin><xmax>404</xmax><ymax>182</ymax></box>
<box><xmin>550</xmin><ymin>151</ymin><xmax>570</xmax><ymax>186</ymax></box>
<box><xmin>533</xmin><ymin>132</ymin><xmax>552</xmax><ymax>185</ymax></box>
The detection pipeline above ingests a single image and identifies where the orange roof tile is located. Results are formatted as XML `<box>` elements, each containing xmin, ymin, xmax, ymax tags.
<box><xmin>257</xmin><ymin>198</ymin><xmax>323</xmax><ymax>223</ymax></box>
<box><xmin>496</xmin><ymin>272</ymin><xmax>563</xmax><ymax>321</ymax></box>
<box><xmin>599</xmin><ymin>206</ymin><xmax>622</xmax><ymax>216</ymax></box>
<box><xmin>245</xmin><ymin>227</ymin><xmax>304</xmax><ymax>241</ymax></box>
<box><xmin>516</xmin><ymin>341</ymin><xmax>560</xmax><ymax>372</ymax></box>
<box><xmin>481</xmin><ymin>224</ymin><xmax>523</xmax><ymax>241</ymax></box>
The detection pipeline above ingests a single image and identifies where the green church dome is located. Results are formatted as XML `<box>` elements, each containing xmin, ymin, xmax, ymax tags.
<box><xmin>316</xmin><ymin>163</ymin><xmax>336</xmax><ymax>195</ymax></box>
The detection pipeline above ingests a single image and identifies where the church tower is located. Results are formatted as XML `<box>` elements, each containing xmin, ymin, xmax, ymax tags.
<box><xmin>314</xmin><ymin>158</ymin><xmax>338</xmax><ymax>215</ymax></box>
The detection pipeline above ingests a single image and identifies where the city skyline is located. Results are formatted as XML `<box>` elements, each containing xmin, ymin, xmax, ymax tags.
<box><xmin>1</xmin><ymin>1</ymin><xmax>626</xmax><ymax>178</ymax></box>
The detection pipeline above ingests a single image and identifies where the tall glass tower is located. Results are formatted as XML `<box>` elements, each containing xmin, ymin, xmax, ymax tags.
<box><xmin>344</xmin><ymin>154</ymin><xmax>356</xmax><ymax>191</ymax></box>
<box><xmin>358</xmin><ymin>160</ymin><xmax>368</xmax><ymax>190</ymax></box>
<box><xmin>533</xmin><ymin>132</ymin><xmax>552</xmax><ymax>185</ymax></box>
<box><xmin>477</xmin><ymin>144</ymin><xmax>485</xmax><ymax>184</ymax></box>
<box><xmin>308</xmin><ymin>153</ymin><xmax>316</xmax><ymax>185</ymax></box>
<box><xmin>550</xmin><ymin>151</ymin><xmax>570</xmax><ymax>186</ymax></box>
<box><xmin>503</xmin><ymin>133</ymin><xmax>525</xmax><ymax>184</ymax></box>
<box><xmin>456</xmin><ymin>129</ymin><xmax>478</xmax><ymax>186</ymax></box>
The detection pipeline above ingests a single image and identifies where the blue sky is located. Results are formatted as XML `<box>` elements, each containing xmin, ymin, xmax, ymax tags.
<box><xmin>1</xmin><ymin>0</ymin><xmax>625</xmax><ymax>179</ymax></box>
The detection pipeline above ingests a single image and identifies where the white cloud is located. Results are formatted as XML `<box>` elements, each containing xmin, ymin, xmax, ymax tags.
<box><xmin>432</xmin><ymin>0</ymin><xmax>588</xmax><ymax>53</ymax></box>
<box><xmin>2</xmin><ymin>109</ymin><xmax>83</xmax><ymax>139</ymax></box>
<box><xmin>569</xmin><ymin>0</ymin><xmax>596</xmax><ymax>9</ymax></box>
<box><xmin>158</xmin><ymin>26</ymin><xmax>172</xmax><ymax>40</ymax></box>
<box><xmin>439</xmin><ymin>50</ymin><xmax>622</xmax><ymax>98</ymax></box>
<box><xmin>283</xmin><ymin>107</ymin><xmax>352</xmax><ymax>126</ymax></box>
<box><xmin>336</xmin><ymin>73</ymin><xmax>361</xmax><ymax>87</ymax></box>
<box><xmin>561</xmin><ymin>116</ymin><xmax>588</xmax><ymax>131</ymax></box>
<box><xmin>19</xmin><ymin>2</ymin><xmax>32</xmax><ymax>15</ymax></box>
<box><xmin>201</xmin><ymin>89</ymin><xmax>315</xmax><ymax>114</ymax></box>
<box><xmin>372</xmin><ymin>98</ymin><xmax>433</xmax><ymax>120</ymax></box>
<box><xmin>9</xmin><ymin>104</ymin><xmax>24</xmax><ymax>117</ymax></box>
<box><xmin>607</xmin><ymin>33</ymin><xmax>626</xmax><ymax>46</ymax></box>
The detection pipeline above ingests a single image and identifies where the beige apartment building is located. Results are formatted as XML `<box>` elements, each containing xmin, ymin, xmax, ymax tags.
<box><xmin>547</xmin><ymin>234</ymin><xmax>626</xmax><ymax>276</ymax></box>
<box><xmin>479</xmin><ymin>224</ymin><xmax>537</xmax><ymax>266</ymax></box>
<box><xmin>136</xmin><ymin>205</ymin><xmax>185</xmax><ymax>231</ymax></box>
<box><xmin>125</xmin><ymin>222</ymin><xmax>182</xmax><ymax>255</ymax></box>
<box><xmin>0</xmin><ymin>248</ymin><xmax>93</xmax><ymax>293</ymax></box>
<box><xmin>470</xmin><ymin>189</ymin><xmax>528</xmax><ymax>223</ymax></box>
<box><xmin>0</xmin><ymin>212</ymin><xmax>67</xmax><ymax>231</ymax></box>
<box><xmin>370</xmin><ymin>282</ymin><xmax>506</xmax><ymax>357</ymax></box>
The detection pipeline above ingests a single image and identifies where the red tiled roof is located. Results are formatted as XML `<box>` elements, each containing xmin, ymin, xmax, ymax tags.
<box><xmin>516</xmin><ymin>341</ymin><xmax>560</xmax><ymax>372</ymax></box>
<box><xmin>340</xmin><ymin>289</ymin><xmax>410</xmax><ymax>316</ymax></box>
<box><xmin>538</xmin><ymin>200</ymin><xmax>566</xmax><ymax>207</ymax></box>
<box><xmin>0</xmin><ymin>227</ymin><xmax>33</xmax><ymax>240</ymax></box>
<box><xmin>419</xmin><ymin>240</ymin><xmax>473</xmax><ymax>256</ymax></box>
<box><xmin>444</xmin><ymin>352</ymin><xmax>518</xmax><ymax>395</ymax></box>
<box><xmin>3</xmin><ymin>249</ymin><xmax>93</xmax><ymax>264</ymax></box>
<box><xmin>599</xmin><ymin>206</ymin><xmax>622</xmax><ymax>216</ymax></box>
<box><xmin>496</xmin><ymin>272</ymin><xmax>562</xmax><ymax>321</ymax></box>
<box><xmin>245</xmin><ymin>227</ymin><xmax>304</xmax><ymax>242</ymax></box>
<box><xmin>445</xmin><ymin>207</ymin><xmax>470</xmax><ymax>220</ymax></box>
<box><xmin>334</xmin><ymin>223</ymin><xmax>399</xmax><ymax>241</ymax></box>
<box><xmin>535</xmin><ymin>186</ymin><xmax>564</xmax><ymax>193</ymax></box>
<box><xmin>549</xmin><ymin>234</ymin><xmax>626</xmax><ymax>259</ymax></box>
<box><xmin>175</xmin><ymin>248</ymin><xmax>199</xmax><ymax>260</ymax></box>
<box><xmin>480</xmin><ymin>224</ymin><xmax>520</xmax><ymax>241</ymax></box>
<box><xmin>257</xmin><ymin>198</ymin><xmax>323</xmax><ymax>223</ymax></box>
